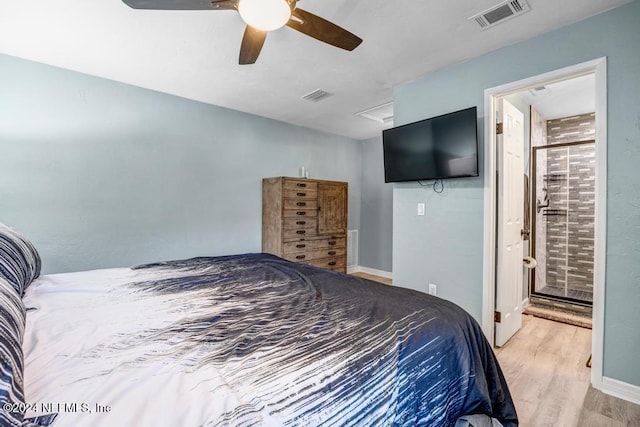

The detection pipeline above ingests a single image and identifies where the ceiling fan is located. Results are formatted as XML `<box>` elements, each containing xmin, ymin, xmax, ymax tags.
<box><xmin>121</xmin><ymin>0</ymin><xmax>363</xmax><ymax>65</ymax></box>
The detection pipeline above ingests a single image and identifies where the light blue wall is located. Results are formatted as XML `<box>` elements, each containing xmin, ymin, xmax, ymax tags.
<box><xmin>0</xmin><ymin>54</ymin><xmax>362</xmax><ymax>275</ymax></box>
<box><xmin>393</xmin><ymin>0</ymin><xmax>640</xmax><ymax>387</ymax></box>
<box><xmin>359</xmin><ymin>136</ymin><xmax>393</xmax><ymax>272</ymax></box>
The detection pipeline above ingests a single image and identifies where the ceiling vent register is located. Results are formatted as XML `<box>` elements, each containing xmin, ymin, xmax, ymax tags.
<box><xmin>469</xmin><ymin>0</ymin><xmax>531</xmax><ymax>30</ymax></box>
<box><xmin>355</xmin><ymin>101</ymin><xmax>394</xmax><ymax>124</ymax></box>
<box><xmin>302</xmin><ymin>89</ymin><xmax>333</xmax><ymax>102</ymax></box>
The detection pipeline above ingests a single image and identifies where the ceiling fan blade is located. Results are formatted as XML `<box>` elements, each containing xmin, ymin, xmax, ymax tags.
<box><xmin>239</xmin><ymin>26</ymin><xmax>268</xmax><ymax>65</ymax></box>
<box><xmin>121</xmin><ymin>0</ymin><xmax>220</xmax><ymax>10</ymax></box>
<box><xmin>287</xmin><ymin>8</ymin><xmax>362</xmax><ymax>51</ymax></box>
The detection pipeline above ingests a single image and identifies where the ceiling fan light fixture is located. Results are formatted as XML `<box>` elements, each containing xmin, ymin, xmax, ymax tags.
<box><xmin>238</xmin><ymin>0</ymin><xmax>292</xmax><ymax>31</ymax></box>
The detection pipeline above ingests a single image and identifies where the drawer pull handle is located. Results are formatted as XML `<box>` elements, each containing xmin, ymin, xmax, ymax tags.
<box><xmin>328</xmin><ymin>251</ymin><xmax>336</xmax><ymax>256</ymax></box>
<box><xmin>296</xmin><ymin>221</ymin><xmax>306</xmax><ymax>225</ymax></box>
<box><xmin>328</xmin><ymin>241</ymin><xmax>337</xmax><ymax>246</ymax></box>
<box><xmin>328</xmin><ymin>261</ymin><xmax>337</xmax><ymax>266</ymax></box>
<box><xmin>296</xmin><ymin>183</ymin><xmax>307</xmax><ymax>188</ymax></box>
<box><xmin>296</xmin><ymin>211</ymin><xmax>306</xmax><ymax>216</ymax></box>
<box><xmin>296</xmin><ymin>202</ymin><xmax>306</xmax><ymax>206</ymax></box>
<box><xmin>297</xmin><ymin>192</ymin><xmax>306</xmax><ymax>197</ymax></box>
<box><xmin>296</xmin><ymin>244</ymin><xmax>306</xmax><ymax>248</ymax></box>
<box><xmin>296</xmin><ymin>255</ymin><xmax>306</xmax><ymax>260</ymax></box>
<box><xmin>296</xmin><ymin>230</ymin><xmax>306</xmax><ymax>235</ymax></box>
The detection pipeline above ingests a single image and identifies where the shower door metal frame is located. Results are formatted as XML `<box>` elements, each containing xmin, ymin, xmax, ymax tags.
<box><xmin>530</xmin><ymin>139</ymin><xmax>595</xmax><ymax>306</ymax></box>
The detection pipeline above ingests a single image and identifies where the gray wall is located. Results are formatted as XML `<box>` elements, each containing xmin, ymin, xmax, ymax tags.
<box><xmin>392</xmin><ymin>0</ymin><xmax>640</xmax><ymax>387</ymax></box>
<box><xmin>359</xmin><ymin>136</ymin><xmax>393</xmax><ymax>272</ymax></box>
<box><xmin>0</xmin><ymin>54</ymin><xmax>362</xmax><ymax>274</ymax></box>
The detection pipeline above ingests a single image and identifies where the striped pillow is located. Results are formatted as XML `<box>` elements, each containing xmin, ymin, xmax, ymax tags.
<box><xmin>0</xmin><ymin>277</ymin><xmax>26</xmax><ymax>426</ymax></box>
<box><xmin>0</xmin><ymin>224</ymin><xmax>41</xmax><ymax>295</ymax></box>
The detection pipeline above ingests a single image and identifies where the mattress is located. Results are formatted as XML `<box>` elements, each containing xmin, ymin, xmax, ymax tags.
<box><xmin>21</xmin><ymin>253</ymin><xmax>517</xmax><ymax>426</ymax></box>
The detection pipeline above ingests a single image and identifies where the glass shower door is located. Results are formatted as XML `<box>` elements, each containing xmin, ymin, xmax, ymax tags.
<box><xmin>531</xmin><ymin>140</ymin><xmax>595</xmax><ymax>305</ymax></box>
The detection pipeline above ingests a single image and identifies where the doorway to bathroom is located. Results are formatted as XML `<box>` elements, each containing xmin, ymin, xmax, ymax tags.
<box><xmin>483</xmin><ymin>58</ymin><xmax>607</xmax><ymax>385</ymax></box>
<box><xmin>521</xmin><ymin>73</ymin><xmax>598</xmax><ymax>319</ymax></box>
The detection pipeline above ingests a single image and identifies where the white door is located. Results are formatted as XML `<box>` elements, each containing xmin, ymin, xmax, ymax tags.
<box><xmin>495</xmin><ymin>99</ymin><xmax>525</xmax><ymax>347</ymax></box>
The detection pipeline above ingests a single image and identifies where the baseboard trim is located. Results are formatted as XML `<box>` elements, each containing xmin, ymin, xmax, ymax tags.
<box><xmin>347</xmin><ymin>265</ymin><xmax>393</xmax><ymax>280</ymax></box>
<box><xmin>595</xmin><ymin>376</ymin><xmax>640</xmax><ymax>405</ymax></box>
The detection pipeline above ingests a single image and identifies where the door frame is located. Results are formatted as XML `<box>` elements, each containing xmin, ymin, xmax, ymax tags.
<box><xmin>481</xmin><ymin>57</ymin><xmax>607</xmax><ymax>387</ymax></box>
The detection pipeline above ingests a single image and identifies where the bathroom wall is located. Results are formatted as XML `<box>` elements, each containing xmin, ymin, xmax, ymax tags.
<box><xmin>547</xmin><ymin>113</ymin><xmax>596</xmax><ymax>144</ymax></box>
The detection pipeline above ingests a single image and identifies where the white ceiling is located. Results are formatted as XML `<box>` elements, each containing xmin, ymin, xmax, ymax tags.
<box><xmin>0</xmin><ymin>0</ymin><xmax>629</xmax><ymax>140</ymax></box>
<box><xmin>518</xmin><ymin>73</ymin><xmax>595</xmax><ymax>120</ymax></box>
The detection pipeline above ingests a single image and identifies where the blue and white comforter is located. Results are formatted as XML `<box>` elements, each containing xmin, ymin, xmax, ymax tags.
<box><xmin>22</xmin><ymin>253</ymin><xmax>517</xmax><ymax>426</ymax></box>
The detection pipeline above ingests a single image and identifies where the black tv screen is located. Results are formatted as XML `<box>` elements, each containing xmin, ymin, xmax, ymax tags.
<box><xmin>382</xmin><ymin>106</ymin><xmax>479</xmax><ymax>183</ymax></box>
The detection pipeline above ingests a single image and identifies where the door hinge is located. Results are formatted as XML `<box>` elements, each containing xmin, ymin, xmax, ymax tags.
<box><xmin>494</xmin><ymin>311</ymin><xmax>502</xmax><ymax>323</ymax></box>
<box><xmin>496</xmin><ymin>123</ymin><xmax>503</xmax><ymax>135</ymax></box>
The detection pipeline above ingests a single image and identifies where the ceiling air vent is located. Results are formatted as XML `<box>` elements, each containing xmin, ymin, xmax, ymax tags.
<box><xmin>468</xmin><ymin>0</ymin><xmax>531</xmax><ymax>30</ymax></box>
<box><xmin>355</xmin><ymin>102</ymin><xmax>394</xmax><ymax>124</ymax></box>
<box><xmin>528</xmin><ymin>85</ymin><xmax>551</xmax><ymax>97</ymax></box>
<box><xmin>302</xmin><ymin>89</ymin><xmax>333</xmax><ymax>102</ymax></box>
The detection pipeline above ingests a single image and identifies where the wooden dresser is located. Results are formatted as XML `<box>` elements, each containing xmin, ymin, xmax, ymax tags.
<box><xmin>262</xmin><ymin>177</ymin><xmax>348</xmax><ymax>272</ymax></box>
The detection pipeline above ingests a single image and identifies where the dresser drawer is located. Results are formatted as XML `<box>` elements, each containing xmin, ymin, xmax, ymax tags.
<box><xmin>283</xmin><ymin>217</ymin><xmax>317</xmax><ymax>230</ymax></box>
<box><xmin>283</xmin><ymin>209</ymin><xmax>318</xmax><ymax>218</ymax></box>
<box><xmin>319</xmin><ymin>237</ymin><xmax>346</xmax><ymax>249</ymax></box>
<box><xmin>283</xmin><ymin>237</ymin><xmax>345</xmax><ymax>252</ymax></box>
<box><xmin>283</xmin><ymin>241</ymin><xmax>315</xmax><ymax>252</ymax></box>
<box><xmin>283</xmin><ymin>199</ymin><xmax>318</xmax><ymax>210</ymax></box>
<box><xmin>283</xmin><ymin>247</ymin><xmax>346</xmax><ymax>262</ymax></box>
<box><xmin>303</xmin><ymin>257</ymin><xmax>346</xmax><ymax>272</ymax></box>
<box><xmin>283</xmin><ymin>228</ymin><xmax>317</xmax><ymax>240</ymax></box>
<box><xmin>284</xmin><ymin>179</ymin><xmax>317</xmax><ymax>192</ymax></box>
<box><xmin>283</xmin><ymin>188</ymin><xmax>317</xmax><ymax>200</ymax></box>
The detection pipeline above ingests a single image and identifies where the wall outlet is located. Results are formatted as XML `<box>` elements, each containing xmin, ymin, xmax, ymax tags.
<box><xmin>428</xmin><ymin>283</ymin><xmax>437</xmax><ymax>295</ymax></box>
<box><xmin>417</xmin><ymin>203</ymin><xmax>425</xmax><ymax>216</ymax></box>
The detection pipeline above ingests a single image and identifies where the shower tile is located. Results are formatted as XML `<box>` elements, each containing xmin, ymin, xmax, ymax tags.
<box><xmin>538</xmin><ymin>115</ymin><xmax>596</xmax><ymax>305</ymax></box>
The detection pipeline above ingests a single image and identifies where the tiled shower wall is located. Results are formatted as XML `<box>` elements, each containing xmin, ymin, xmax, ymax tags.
<box><xmin>540</xmin><ymin>113</ymin><xmax>595</xmax><ymax>302</ymax></box>
<box><xmin>547</xmin><ymin>113</ymin><xmax>596</xmax><ymax>144</ymax></box>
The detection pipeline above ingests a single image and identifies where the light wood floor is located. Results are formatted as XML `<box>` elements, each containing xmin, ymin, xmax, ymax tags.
<box><xmin>352</xmin><ymin>271</ymin><xmax>392</xmax><ymax>285</ymax></box>
<box><xmin>354</xmin><ymin>272</ymin><xmax>640</xmax><ymax>426</ymax></box>
<box><xmin>496</xmin><ymin>315</ymin><xmax>640</xmax><ymax>426</ymax></box>
<box><xmin>495</xmin><ymin>314</ymin><xmax>592</xmax><ymax>426</ymax></box>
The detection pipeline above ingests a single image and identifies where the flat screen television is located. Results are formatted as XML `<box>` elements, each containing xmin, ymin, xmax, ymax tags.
<box><xmin>382</xmin><ymin>106</ymin><xmax>479</xmax><ymax>183</ymax></box>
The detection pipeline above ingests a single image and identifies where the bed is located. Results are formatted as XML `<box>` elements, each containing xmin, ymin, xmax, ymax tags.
<box><xmin>1</xmin><ymin>223</ymin><xmax>517</xmax><ymax>426</ymax></box>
